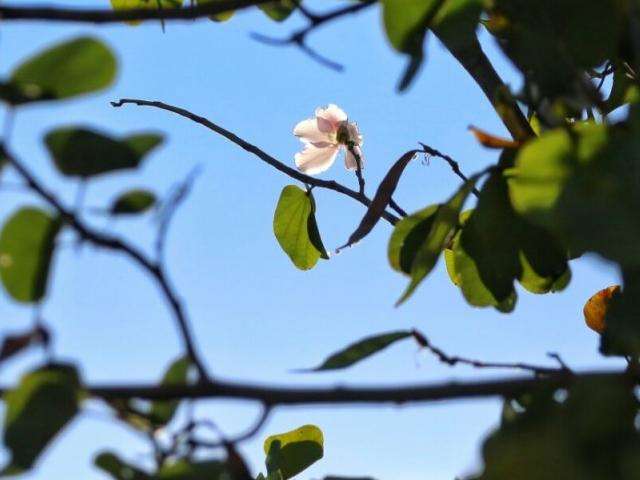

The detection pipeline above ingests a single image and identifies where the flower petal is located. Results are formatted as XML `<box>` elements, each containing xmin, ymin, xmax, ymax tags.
<box><xmin>293</xmin><ymin>118</ymin><xmax>330</xmax><ymax>144</ymax></box>
<box><xmin>345</xmin><ymin>145</ymin><xmax>364</xmax><ymax>171</ymax></box>
<box><xmin>315</xmin><ymin>104</ymin><xmax>347</xmax><ymax>133</ymax></box>
<box><xmin>295</xmin><ymin>144</ymin><xmax>340</xmax><ymax>175</ymax></box>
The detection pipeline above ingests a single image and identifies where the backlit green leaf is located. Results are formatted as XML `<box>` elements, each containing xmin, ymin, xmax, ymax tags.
<box><xmin>259</xmin><ymin>1</ymin><xmax>296</xmax><ymax>21</ymax></box>
<box><xmin>273</xmin><ymin>185</ymin><xmax>328</xmax><ymax>270</ymax></box>
<box><xmin>388</xmin><ymin>204</ymin><xmax>439</xmax><ymax>275</ymax></box>
<box><xmin>264</xmin><ymin>425</ymin><xmax>324</xmax><ymax>480</ymax></box>
<box><xmin>157</xmin><ymin>459</ymin><xmax>229</xmax><ymax>480</ymax></box>
<box><xmin>0</xmin><ymin>207</ymin><xmax>61</xmax><ymax>303</ymax></box>
<box><xmin>110</xmin><ymin>0</ymin><xmax>184</xmax><ymax>25</ymax></box>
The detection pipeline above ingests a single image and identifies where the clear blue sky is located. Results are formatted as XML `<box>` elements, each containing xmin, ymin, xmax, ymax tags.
<box><xmin>0</xmin><ymin>2</ymin><xmax>624</xmax><ymax>479</ymax></box>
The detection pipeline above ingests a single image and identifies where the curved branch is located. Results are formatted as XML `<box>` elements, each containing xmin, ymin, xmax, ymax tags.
<box><xmin>111</xmin><ymin>98</ymin><xmax>400</xmax><ymax>225</ymax></box>
<box><xmin>0</xmin><ymin>144</ymin><xmax>211</xmax><ymax>383</ymax></box>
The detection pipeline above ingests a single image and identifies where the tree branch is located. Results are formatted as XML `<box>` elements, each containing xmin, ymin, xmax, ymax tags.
<box><xmin>0</xmin><ymin>144</ymin><xmax>211</xmax><ymax>383</ymax></box>
<box><xmin>1</xmin><ymin>369</ymin><xmax>628</xmax><ymax>404</ymax></box>
<box><xmin>251</xmin><ymin>1</ymin><xmax>376</xmax><ymax>71</ymax></box>
<box><xmin>0</xmin><ymin>0</ymin><xmax>272</xmax><ymax>23</ymax></box>
<box><xmin>436</xmin><ymin>34</ymin><xmax>534</xmax><ymax>142</ymax></box>
<box><xmin>418</xmin><ymin>142</ymin><xmax>480</xmax><ymax>197</ymax></box>
<box><xmin>111</xmin><ymin>98</ymin><xmax>400</xmax><ymax>225</ymax></box>
<box><xmin>411</xmin><ymin>330</ymin><xmax>563</xmax><ymax>375</ymax></box>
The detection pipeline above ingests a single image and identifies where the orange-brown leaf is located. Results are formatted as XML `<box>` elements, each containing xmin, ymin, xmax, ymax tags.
<box><xmin>583</xmin><ymin>285</ymin><xmax>621</xmax><ymax>333</ymax></box>
<box><xmin>469</xmin><ymin>126</ymin><xmax>521</xmax><ymax>149</ymax></box>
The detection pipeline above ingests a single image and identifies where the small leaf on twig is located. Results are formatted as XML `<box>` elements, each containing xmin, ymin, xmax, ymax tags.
<box><xmin>0</xmin><ymin>326</ymin><xmax>49</xmax><ymax>364</ymax></box>
<box><xmin>299</xmin><ymin>331</ymin><xmax>414</xmax><ymax>372</ymax></box>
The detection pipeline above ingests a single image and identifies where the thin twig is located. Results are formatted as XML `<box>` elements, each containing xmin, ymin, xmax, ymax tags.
<box><xmin>250</xmin><ymin>1</ymin><xmax>376</xmax><ymax>71</ymax></box>
<box><xmin>111</xmin><ymin>98</ymin><xmax>400</xmax><ymax>225</ymax></box>
<box><xmin>419</xmin><ymin>142</ymin><xmax>480</xmax><ymax>197</ymax></box>
<box><xmin>0</xmin><ymin>0</ymin><xmax>273</xmax><ymax>23</ymax></box>
<box><xmin>411</xmin><ymin>330</ymin><xmax>562</xmax><ymax>376</ymax></box>
<box><xmin>191</xmin><ymin>405</ymin><xmax>272</xmax><ymax>449</ymax></box>
<box><xmin>0</xmin><ymin>144</ymin><xmax>211</xmax><ymax>383</ymax></box>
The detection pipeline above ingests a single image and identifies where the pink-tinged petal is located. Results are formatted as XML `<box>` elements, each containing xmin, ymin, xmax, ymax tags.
<box><xmin>295</xmin><ymin>144</ymin><xmax>340</xmax><ymax>175</ymax></box>
<box><xmin>315</xmin><ymin>104</ymin><xmax>348</xmax><ymax>133</ymax></box>
<box><xmin>345</xmin><ymin>145</ymin><xmax>364</xmax><ymax>171</ymax></box>
<box><xmin>293</xmin><ymin>118</ymin><xmax>330</xmax><ymax>144</ymax></box>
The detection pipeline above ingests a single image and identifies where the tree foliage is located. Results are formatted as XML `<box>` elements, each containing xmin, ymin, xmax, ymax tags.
<box><xmin>0</xmin><ymin>0</ymin><xmax>639</xmax><ymax>479</ymax></box>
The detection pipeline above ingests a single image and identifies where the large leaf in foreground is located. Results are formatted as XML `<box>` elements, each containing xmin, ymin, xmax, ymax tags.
<box><xmin>2</xmin><ymin>364</ymin><xmax>81</xmax><ymax>476</ymax></box>
<box><xmin>0</xmin><ymin>37</ymin><xmax>116</xmax><ymax>105</ymax></box>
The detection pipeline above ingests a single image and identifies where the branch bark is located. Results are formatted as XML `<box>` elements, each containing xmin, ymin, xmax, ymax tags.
<box><xmin>5</xmin><ymin>369</ymin><xmax>630</xmax><ymax>404</ymax></box>
<box><xmin>436</xmin><ymin>34</ymin><xmax>534</xmax><ymax>142</ymax></box>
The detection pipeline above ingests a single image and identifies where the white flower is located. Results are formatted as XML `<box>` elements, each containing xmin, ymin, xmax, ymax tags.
<box><xmin>293</xmin><ymin>104</ymin><xmax>364</xmax><ymax>175</ymax></box>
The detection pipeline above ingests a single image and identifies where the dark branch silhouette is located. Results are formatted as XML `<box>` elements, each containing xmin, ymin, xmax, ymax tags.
<box><xmin>0</xmin><ymin>144</ymin><xmax>211</xmax><ymax>383</ymax></box>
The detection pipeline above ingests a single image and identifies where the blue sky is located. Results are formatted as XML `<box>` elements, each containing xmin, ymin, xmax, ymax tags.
<box><xmin>0</xmin><ymin>2</ymin><xmax>624</xmax><ymax>479</ymax></box>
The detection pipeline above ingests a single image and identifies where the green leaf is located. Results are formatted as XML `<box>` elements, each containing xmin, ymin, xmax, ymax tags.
<box><xmin>110</xmin><ymin>189</ymin><xmax>156</xmax><ymax>215</ymax></box>
<box><xmin>157</xmin><ymin>459</ymin><xmax>230</xmax><ymax>480</ymax></box>
<box><xmin>0</xmin><ymin>37</ymin><xmax>117</xmax><ymax>105</ymax></box>
<box><xmin>259</xmin><ymin>1</ymin><xmax>296</xmax><ymax>21</ymax></box>
<box><xmin>300</xmin><ymin>331</ymin><xmax>413</xmax><ymax>372</ymax></box>
<box><xmin>432</xmin><ymin>0</ymin><xmax>482</xmax><ymax>51</ymax></box>
<box><xmin>273</xmin><ymin>185</ymin><xmax>328</xmax><ymax>271</ymax></box>
<box><xmin>2</xmin><ymin>364</ymin><xmax>81</xmax><ymax>475</ymax></box>
<box><xmin>381</xmin><ymin>0</ymin><xmax>448</xmax><ymax>90</ymax></box>
<box><xmin>0</xmin><ymin>207</ymin><xmax>61</xmax><ymax>303</ymax></box>
<box><xmin>45</xmin><ymin>127</ymin><xmax>163</xmax><ymax>178</ymax></box>
<box><xmin>486</xmin><ymin>0</ymin><xmax>622</xmax><ymax>100</ymax></box>
<box><xmin>94</xmin><ymin>452</ymin><xmax>152</xmax><ymax>480</ymax></box>
<box><xmin>508</xmin><ymin>117</ymin><xmax>640</xmax><ymax>267</ymax></box>
<box><xmin>110</xmin><ymin>0</ymin><xmax>184</xmax><ymax>24</ymax></box>
<box><xmin>388</xmin><ymin>204</ymin><xmax>439</xmax><ymax>275</ymax></box>
<box><xmin>397</xmin><ymin>176</ymin><xmax>478</xmax><ymax>305</ymax></box>
<box><xmin>148</xmin><ymin>356</ymin><xmax>192</xmax><ymax>427</ymax></box>
<box><xmin>263</xmin><ymin>425</ymin><xmax>324</xmax><ymax>480</ymax></box>
<box><xmin>469</xmin><ymin>378</ymin><xmax>640</xmax><ymax>480</ymax></box>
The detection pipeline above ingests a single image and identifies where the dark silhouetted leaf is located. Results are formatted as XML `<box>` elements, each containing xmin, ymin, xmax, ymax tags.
<box><xmin>339</xmin><ymin>150</ymin><xmax>417</xmax><ymax>250</ymax></box>
<box><xmin>0</xmin><ymin>37</ymin><xmax>117</xmax><ymax>105</ymax></box>
<box><xmin>264</xmin><ymin>425</ymin><xmax>323</xmax><ymax>480</ymax></box>
<box><xmin>110</xmin><ymin>189</ymin><xmax>156</xmax><ymax>215</ymax></box>
<box><xmin>45</xmin><ymin>127</ymin><xmax>163</xmax><ymax>178</ymax></box>
<box><xmin>469</xmin><ymin>378</ymin><xmax>640</xmax><ymax>480</ymax></box>
<box><xmin>300</xmin><ymin>331</ymin><xmax>413</xmax><ymax>372</ymax></box>
<box><xmin>0</xmin><ymin>207</ymin><xmax>61</xmax><ymax>303</ymax></box>
<box><xmin>273</xmin><ymin>185</ymin><xmax>328</xmax><ymax>270</ymax></box>
<box><xmin>2</xmin><ymin>364</ymin><xmax>81</xmax><ymax>475</ymax></box>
